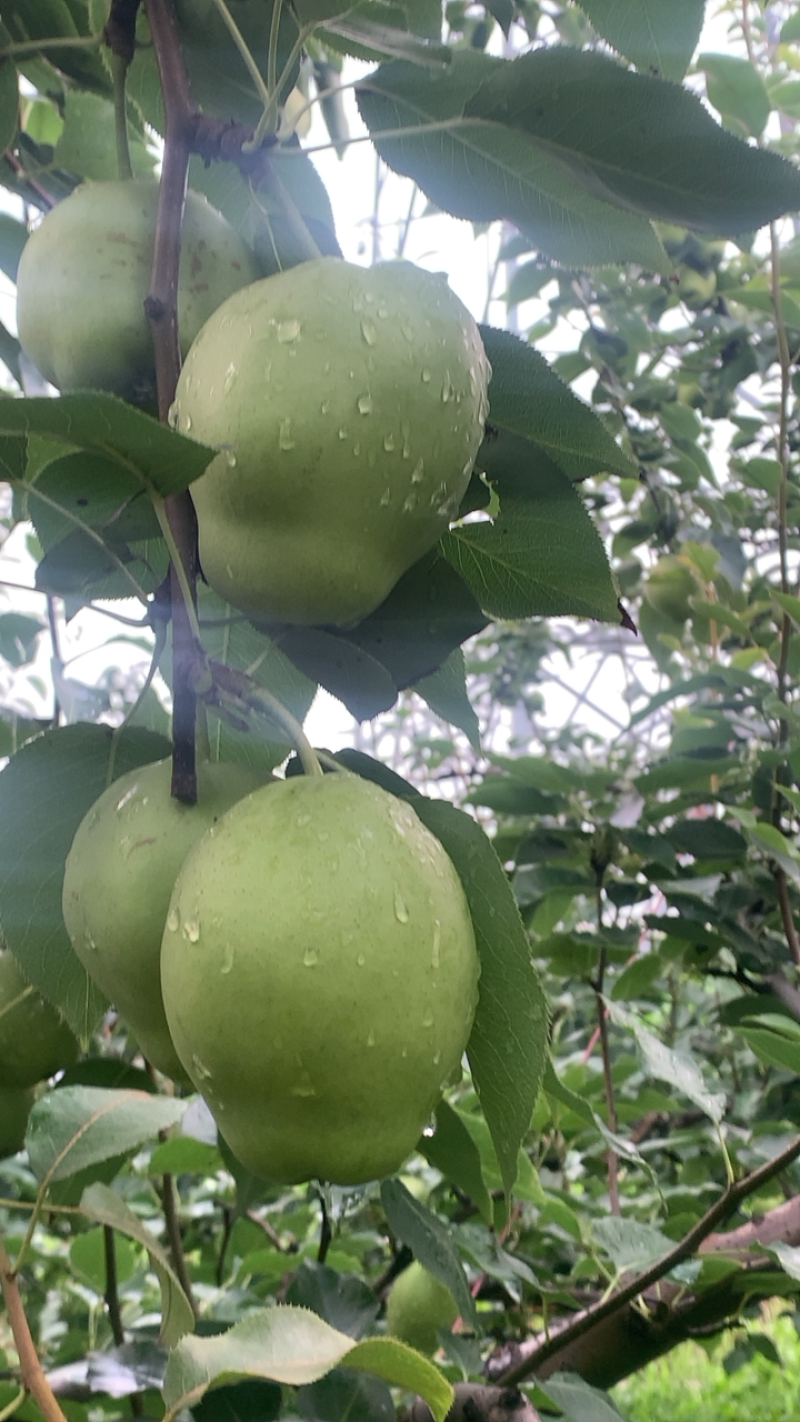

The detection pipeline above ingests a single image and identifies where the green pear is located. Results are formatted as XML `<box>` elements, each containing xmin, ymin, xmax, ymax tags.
<box><xmin>161</xmin><ymin>772</ymin><xmax>480</xmax><ymax>1184</ymax></box>
<box><xmin>62</xmin><ymin>758</ymin><xmax>266</xmax><ymax>1081</ymax></box>
<box><xmin>16</xmin><ymin>179</ymin><xmax>260</xmax><ymax>402</ymax></box>
<box><xmin>0</xmin><ymin>1085</ymin><xmax>34</xmax><ymax>1158</ymax></box>
<box><xmin>0</xmin><ymin>950</ymin><xmax>79</xmax><ymax>1088</ymax></box>
<box><xmin>386</xmin><ymin>1262</ymin><xmax>459</xmax><ymax>1353</ymax></box>
<box><xmin>172</xmin><ymin>257</ymin><xmax>491</xmax><ymax>626</ymax></box>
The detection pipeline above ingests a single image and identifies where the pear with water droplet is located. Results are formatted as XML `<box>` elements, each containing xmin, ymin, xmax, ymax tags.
<box><xmin>161</xmin><ymin>771</ymin><xmax>480</xmax><ymax>1184</ymax></box>
<box><xmin>16</xmin><ymin>179</ymin><xmax>260</xmax><ymax>404</ymax></box>
<box><xmin>62</xmin><ymin>758</ymin><xmax>266</xmax><ymax>1080</ymax></box>
<box><xmin>0</xmin><ymin>1085</ymin><xmax>34</xmax><ymax>1158</ymax></box>
<box><xmin>0</xmin><ymin>949</ymin><xmax>79</xmax><ymax>1088</ymax></box>
<box><xmin>173</xmin><ymin>257</ymin><xmax>491</xmax><ymax>626</ymax></box>
<box><xmin>386</xmin><ymin>1262</ymin><xmax>459</xmax><ymax>1353</ymax></box>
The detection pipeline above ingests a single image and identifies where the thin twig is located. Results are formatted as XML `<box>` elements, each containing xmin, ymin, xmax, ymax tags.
<box><xmin>0</xmin><ymin>1237</ymin><xmax>68</xmax><ymax>1422</ymax></box>
<box><xmin>159</xmin><ymin>1173</ymin><xmax>198</xmax><ymax>1316</ymax></box>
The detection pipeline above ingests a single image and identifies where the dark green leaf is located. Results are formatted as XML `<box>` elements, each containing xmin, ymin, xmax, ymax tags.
<box><xmin>411</xmin><ymin>798</ymin><xmax>549</xmax><ymax>1197</ymax></box>
<box><xmin>0</xmin><ymin>393</ymin><xmax>214</xmax><ymax>498</ymax></box>
<box><xmin>443</xmin><ymin>437</ymin><xmax>619</xmax><ymax>622</ymax></box>
<box><xmin>0</xmin><ymin>723</ymin><xmax>170</xmax><ymax>1037</ymax></box>
<box><xmin>285</xmin><ymin>1262</ymin><xmax>379</xmax><ymax>1339</ymax></box>
<box><xmin>297</xmin><ymin>1368</ymin><xmax>394</xmax><ymax>1422</ymax></box>
<box><xmin>465</xmin><ymin>47</ymin><xmax>800</xmax><ymax>235</ymax></box>
<box><xmin>576</xmin><ymin>0</ymin><xmax>705</xmax><ymax>80</ymax></box>
<box><xmin>0</xmin><ymin>612</ymin><xmax>44</xmax><ymax>667</ymax></box>
<box><xmin>0</xmin><ymin>212</ymin><xmax>26</xmax><ymax>283</ymax></box>
<box><xmin>0</xmin><ymin>59</ymin><xmax>18</xmax><ymax>153</ymax></box>
<box><xmin>480</xmin><ymin>326</ymin><xmax>638</xmax><ymax>480</ymax></box>
<box><xmin>356</xmin><ymin>53</ymin><xmax>670</xmax><ymax>269</ymax></box>
<box><xmin>664</xmin><ymin>818</ymin><xmax>747</xmax><ymax>860</ymax></box>
<box><xmin>278</xmin><ymin>625</ymin><xmax>398</xmax><ymax>720</ymax></box>
<box><xmin>419</xmin><ymin>1099</ymin><xmax>493</xmax><ymax>1224</ymax></box>
<box><xmin>380</xmin><ymin>1178</ymin><xmax>477</xmax><ymax>1328</ymax></box>
<box><xmin>538</xmin><ymin>1372</ymin><xmax>626</xmax><ymax>1422</ymax></box>
<box><xmin>193</xmin><ymin>1378</ymin><xmax>282</xmax><ymax>1422</ymax></box>
<box><xmin>413</xmin><ymin>649</ymin><xmax>481</xmax><ymax>750</ymax></box>
<box><xmin>54</xmin><ymin>89</ymin><xmax>153</xmax><ymax>180</ymax></box>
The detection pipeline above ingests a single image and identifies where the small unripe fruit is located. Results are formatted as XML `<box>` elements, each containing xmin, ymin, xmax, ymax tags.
<box><xmin>62</xmin><ymin>759</ymin><xmax>266</xmax><ymax>1081</ymax></box>
<box><xmin>386</xmin><ymin>1263</ymin><xmax>458</xmax><ymax>1353</ymax></box>
<box><xmin>161</xmin><ymin>772</ymin><xmax>480</xmax><ymax>1185</ymax></box>
<box><xmin>16</xmin><ymin>180</ymin><xmax>260</xmax><ymax>402</ymax></box>
<box><xmin>0</xmin><ymin>950</ymin><xmax>79</xmax><ymax>1088</ymax></box>
<box><xmin>0</xmin><ymin>1085</ymin><xmax>34</xmax><ymax>1158</ymax></box>
<box><xmin>173</xmin><ymin>257</ymin><xmax>490</xmax><ymax>627</ymax></box>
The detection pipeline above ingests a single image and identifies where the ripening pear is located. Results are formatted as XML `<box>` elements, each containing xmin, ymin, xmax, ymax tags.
<box><xmin>386</xmin><ymin>1262</ymin><xmax>459</xmax><ymax>1353</ymax></box>
<box><xmin>172</xmin><ymin>257</ymin><xmax>491</xmax><ymax>626</ymax></box>
<box><xmin>62</xmin><ymin>758</ymin><xmax>266</xmax><ymax>1080</ymax></box>
<box><xmin>16</xmin><ymin>179</ymin><xmax>260</xmax><ymax>402</ymax></box>
<box><xmin>0</xmin><ymin>950</ymin><xmax>79</xmax><ymax>1088</ymax></box>
<box><xmin>161</xmin><ymin>772</ymin><xmax>480</xmax><ymax>1185</ymax></box>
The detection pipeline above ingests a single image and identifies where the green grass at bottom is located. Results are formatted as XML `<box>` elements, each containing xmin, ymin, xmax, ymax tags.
<box><xmin>612</xmin><ymin>1311</ymin><xmax>800</xmax><ymax>1422</ymax></box>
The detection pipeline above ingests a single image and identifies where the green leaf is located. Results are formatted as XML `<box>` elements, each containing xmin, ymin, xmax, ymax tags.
<box><xmin>80</xmin><ymin>1182</ymin><xmax>195</xmax><ymax>1345</ymax></box>
<box><xmin>538</xmin><ymin>1372</ymin><xmax>626</xmax><ymax>1422</ymax></box>
<box><xmin>148</xmin><ymin>1137</ymin><xmax>223</xmax><ymax>1176</ymax></box>
<box><xmin>0</xmin><ymin>59</ymin><xmax>18</xmax><ymax>153</ymax></box>
<box><xmin>592</xmin><ymin>1217</ymin><xmax>675</xmax><ymax>1273</ymax></box>
<box><xmin>285</xmin><ymin>1262</ymin><xmax>379</xmax><ymax>1339</ymax></box>
<box><xmin>297</xmin><ymin>1369</ymin><xmax>394</xmax><ymax>1422</ymax></box>
<box><xmin>0</xmin><ymin>723</ymin><xmax>170</xmax><ymax>1038</ymax></box>
<box><xmin>411</xmin><ymin>798</ymin><xmax>549</xmax><ymax>1197</ymax></box>
<box><xmin>322</xmin><ymin>12</ymin><xmax>451</xmax><ymax>66</ymax></box>
<box><xmin>380</xmin><ymin>1177</ymin><xmax>477</xmax><ymax>1329</ymax></box>
<box><xmin>0</xmin><ymin>394</ymin><xmax>214</xmax><ymax>499</ymax></box>
<box><xmin>0</xmin><ymin>214</ymin><xmax>25</xmax><ymax>285</ymax></box>
<box><xmin>26</xmin><ymin>1086</ymin><xmax>187</xmax><ymax>1184</ymax></box>
<box><xmin>464</xmin><ymin>47</ymin><xmax>800</xmax><ymax>236</ymax></box>
<box><xmin>480</xmin><ymin>326</ymin><xmax>637</xmax><ymax>480</ymax></box>
<box><xmin>736</xmin><ymin>1025</ymin><xmax>800</xmax><ymax>1074</ymax></box>
<box><xmin>698</xmin><ymin>53</ymin><xmax>771</xmax><ymax>139</ymax></box>
<box><xmin>442</xmin><ymin>439</ymin><xmax>619</xmax><ymax>622</ymax></box>
<box><xmin>413</xmin><ymin>649</ymin><xmax>481</xmax><ymax>751</ymax></box>
<box><xmin>162</xmin><ymin>1306</ymin><xmax>453</xmax><ymax>1422</ymax></box>
<box><xmin>53</xmin><ymin>89</ymin><xmax>153</xmax><ymax>180</ymax></box>
<box><xmin>605</xmin><ymin>1000</ymin><xmax>726</xmax><ymax>1124</ymax></box>
<box><xmin>576</xmin><ymin>0</ymin><xmax>704</xmax><ymax>80</ymax></box>
<box><xmin>0</xmin><ymin>612</ymin><xmax>44</xmax><ymax>667</ymax></box>
<box><xmin>356</xmin><ymin>53</ymin><xmax>671</xmax><ymax>270</ymax></box>
<box><xmin>419</xmin><ymin>1100</ymin><xmax>492</xmax><ymax>1224</ymax></box>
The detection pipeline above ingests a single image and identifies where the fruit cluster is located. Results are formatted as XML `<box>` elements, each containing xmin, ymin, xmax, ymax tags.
<box><xmin>17</xmin><ymin>179</ymin><xmax>491</xmax><ymax>630</ymax></box>
<box><xmin>0</xmin><ymin>950</ymin><xmax>79</xmax><ymax>1157</ymax></box>
<box><xmin>63</xmin><ymin>764</ymin><xmax>480</xmax><ymax>1186</ymax></box>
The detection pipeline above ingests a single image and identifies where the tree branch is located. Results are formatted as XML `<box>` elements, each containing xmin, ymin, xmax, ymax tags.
<box><xmin>404</xmin><ymin>1384</ymin><xmax>540</xmax><ymax>1422</ymax></box>
<box><xmin>0</xmin><ymin>1237</ymin><xmax>68</xmax><ymax>1422</ymax></box>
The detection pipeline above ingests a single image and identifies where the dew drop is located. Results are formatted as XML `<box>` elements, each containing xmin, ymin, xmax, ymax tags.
<box><xmin>403</xmin><ymin>491</ymin><xmax>418</xmax><ymax>513</ymax></box>
<box><xmin>279</xmin><ymin>417</ymin><xmax>295</xmax><ymax>451</ymax></box>
<box><xmin>166</xmin><ymin>907</ymin><xmax>180</xmax><ymax>933</ymax></box>
<box><xmin>221</xmin><ymin>943</ymin><xmax>235</xmax><ymax>975</ymax></box>
<box><xmin>431</xmin><ymin>920</ymin><xmax>441</xmax><ymax>970</ymax></box>
<box><xmin>116</xmin><ymin>784</ymin><xmax>138</xmax><ymax>813</ymax></box>
<box><xmin>277</xmin><ymin>318</ymin><xmax>301</xmax><ymax>343</ymax></box>
<box><xmin>380</xmin><ymin>488</ymin><xmax>391</xmax><ymax>507</ymax></box>
<box><xmin>297</xmin><ymin>812</ymin><xmax>311</xmax><ymax>827</ymax></box>
<box><xmin>223</xmin><ymin>362</ymin><xmax>237</xmax><ymax>393</ymax></box>
<box><xmin>357</xmin><ymin>393</ymin><xmax>373</xmax><ymax>415</ymax></box>
<box><xmin>433</xmin><ymin>1048</ymin><xmax>442</xmax><ymax>1066</ymax></box>
<box><xmin>421</xmin><ymin>367</ymin><xmax>432</xmax><ymax>383</ymax></box>
<box><xmin>181</xmin><ymin>412</ymin><xmax>193</xmax><ymax>433</ymax></box>
<box><xmin>303</xmin><ymin>946</ymin><xmax>320</xmax><ymax>967</ymax></box>
<box><xmin>367</xmin><ymin>1028</ymin><xmax>376</xmax><ymax>1047</ymax></box>
<box><xmin>167</xmin><ymin>402</ymin><xmax>179</xmax><ymax>429</ymax></box>
<box><xmin>361</xmin><ymin>318</ymin><xmax>377</xmax><ymax>346</ymax></box>
<box><xmin>394</xmin><ymin>887</ymin><xmax>409</xmax><ymax>924</ymax></box>
<box><xmin>338</xmin><ymin>426</ymin><xmax>349</xmax><ymax>441</ymax></box>
<box><xmin>401</xmin><ymin>1046</ymin><xmax>408</xmax><ymax>1058</ymax></box>
<box><xmin>411</xmin><ymin>457</ymin><xmax>425</xmax><ymax>485</ymax></box>
<box><xmin>353</xmin><ymin>442</ymin><xmax>361</xmax><ymax>456</ymax></box>
<box><xmin>192</xmin><ymin>1054</ymin><xmax>212</xmax><ymax>1081</ymax></box>
<box><xmin>83</xmin><ymin>931</ymin><xmax>97</xmax><ymax>954</ymax></box>
<box><xmin>383</xmin><ymin>433</ymin><xmax>396</xmax><ymax>452</ymax></box>
<box><xmin>357</xmin><ymin>952</ymin><xmax>366</xmax><ymax>967</ymax></box>
<box><xmin>422</xmin><ymin>1007</ymin><xmax>434</xmax><ymax>1028</ymax></box>
<box><xmin>225</xmin><ymin>450</ymin><xmax>237</xmax><ymax>468</ymax></box>
<box><xmin>422</xmin><ymin>1114</ymin><xmax>436</xmax><ymax>1137</ymax></box>
<box><xmin>441</xmin><ymin>369</ymin><xmax>453</xmax><ymax>403</ymax></box>
<box><xmin>183</xmin><ymin>919</ymin><xmax>200</xmax><ymax>944</ymax></box>
<box><xmin>320</xmin><ymin>399</ymin><xmax>331</xmax><ymax>414</ymax></box>
<box><xmin>292</xmin><ymin>1070</ymin><xmax>317</xmax><ymax>1098</ymax></box>
<box><xmin>377</xmin><ymin>304</ymin><xmax>389</xmax><ymax>319</ymax></box>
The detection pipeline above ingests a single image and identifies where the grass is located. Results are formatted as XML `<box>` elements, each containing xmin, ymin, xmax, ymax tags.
<box><xmin>612</xmin><ymin>1309</ymin><xmax>800</xmax><ymax>1422</ymax></box>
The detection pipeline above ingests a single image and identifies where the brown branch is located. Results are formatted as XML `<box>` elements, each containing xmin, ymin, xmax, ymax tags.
<box><xmin>0</xmin><ymin>1237</ymin><xmax>68</xmax><ymax>1422</ymax></box>
<box><xmin>404</xmin><ymin>1384</ymin><xmax>540</xmax><ymax>1422</ymax></box>
<box><xmin>103</xmin><ymin>1225</ymin><xmax>125</xmax><ymax>1347</ymax></box>
<box><xmin>143</xmin><ymin>0</ymin><xmax>199</xmax><ymax>804</ymax></box>
<box><xmin>495</xmin><ymin>1131</ymin><xmax>800</xmax><ymax>1388</ymax></box>
<box><xmin>774</xmin><ymin>867</ymin><xmax>800</xmax><ymax>966</ymax></box>
<box><xmin>159</xmin><ymin>1173</ymin><xmax>198</xmax><ymax>1317</ymax></box>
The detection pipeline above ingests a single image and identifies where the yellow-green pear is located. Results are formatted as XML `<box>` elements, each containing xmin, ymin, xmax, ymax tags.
<box><xmin>172</xmin><ymin>257</ymin><xmax>490</xmax><ymax>626</ymax></box>
<box><xmin>386</xmin><ymin>1262</ymin><xmax>459</xmax><ymax>1353</ymax></box>
<box><xmin>62</xmin><ymin>758</ymin><xmax>266</xmax><ymax>1080</ymax></box>
<box><xmin>161</xmin><ymin>772</ymin><xmax>480</xmax><ymax>1184</ymax></box>
<box><xmin>0</xmin><ymin>949</ymin><xmax>79</xmax><ymax>1088</ymax></box>
<box><xmin>0</xmin><ymin>1085</ymin><xmax>34</xmax><ymax>1158</ymax></box>
<box><xmin>16</xmin><ymin>179</ymin><xmax>260</xmax><ymax>402</ymax></box>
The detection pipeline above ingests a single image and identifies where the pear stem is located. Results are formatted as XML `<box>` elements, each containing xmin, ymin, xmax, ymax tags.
<box><xmin>248</xmin><ymin>685</ymin><xmax>323</xmax><ymax>777</ymax></box>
